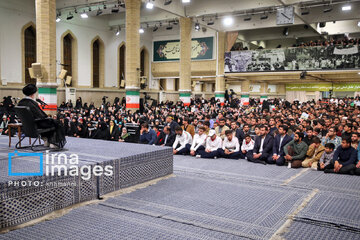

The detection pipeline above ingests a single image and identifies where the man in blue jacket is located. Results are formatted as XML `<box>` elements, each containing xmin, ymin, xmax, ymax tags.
<box><xmin>139</xmin><ymin>122</ymin><xmax>157</xmax><ymax>145</ymax></box>
<box><xmin>267</xmin><ymin>125</ymin><xmax>293</xmax><ymax>165</ymax></box>
<box><xmin>324</xmin><ymin>137</ymin><xmax>357</xmax><ymax>174</ymax></box>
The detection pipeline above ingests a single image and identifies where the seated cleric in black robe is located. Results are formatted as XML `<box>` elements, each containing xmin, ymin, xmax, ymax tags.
<box><xmin>17</xmin><ymin>84</ymin><xmax>66</xmax><ymax>149</ymax></box>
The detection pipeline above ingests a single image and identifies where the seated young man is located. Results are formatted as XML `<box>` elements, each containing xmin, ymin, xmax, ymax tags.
<box><xmin>246</xmin><ymin>125</ymin><xmax>273</xmax><ymax>165</ymax></box>
<box><xmin>217</xmin><ymin>130</ymin><xmax>242</xmax><ymax>159</ymax></box>
<box><xmin>139</xmin><ymin>122</ymin><xmax>157</xmax><ymax>145</ymax></box>
<box><xmin>240</xmin><ymin>135</ymin><xmax>254</xmax><ymax>159</ymax></box>
<box><xmin>197</xmin><ymin>129</ymin><xmax>222</xmax><ymax>159</ymax></box>
<box><xmin>156</xmin><ymin>126</ymin><xmax>175</xmax><ymax>147</ymax></box>
<box><xmin>284</xmin><ymin>132</ymin><xmax>308</xmax><ymax>168</ymax></box>
<box><xmin>267</xmin><ymin>125</ymin><xmax>292</xmax><ymax>165</ymax></box>
<box><xmin>324</xmin><ymin>137</ymin><xmax>357</xmax><ymax>175</ymax></box>
<box><xmin>318</xmin><ymin>143</ymin><xmax>335</xmax><ymax>171</ymax></box>
<box><xmin>302</xmin><ymin>137</ymin><xmax>325</xmax><ymax>169</ymax></box>
<box><xmin>172</xmin><ymin>126</ymin><xmax>192</xmax><ymax>155</ymax></box>
<box><xmin>188</xmin><ymin>126</ymin><xmax>207</xmax><ymax>156</ymax></box>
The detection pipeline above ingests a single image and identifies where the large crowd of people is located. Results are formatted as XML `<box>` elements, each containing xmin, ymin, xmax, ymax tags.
<box><xmin>2</xmin><ymin>93</ymin><xmax>360</xmax><ymax>175</ymax></box>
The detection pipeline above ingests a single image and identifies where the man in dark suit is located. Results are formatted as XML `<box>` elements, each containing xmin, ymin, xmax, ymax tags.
<box><xmin>246</xmin><ymin>125</ymin><xmax>273</xmax><ymax>165</ymax></box>
<box><xmin>17</xmin><ymin>84</ymin><xmax>66</xmax><ymax>149</ymax></box>
<box><xmin>266</xmin><ymin>125</ymin><xmax>292</xmax><ymax>165</ymax></box>
<box><xmin>166</xmin><ymin>116</ymin><xmax>179</xmax><ymax>134</ymax></box>
<box><xmin>156</xmin><ymin>126</ymin><xmax>175</xmax><ymax>147</ymax></box>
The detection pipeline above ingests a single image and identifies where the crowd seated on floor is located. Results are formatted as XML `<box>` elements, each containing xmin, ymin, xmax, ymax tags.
<box><xmin>2</xmin><ymin>94</ymin><xmax>360</xmax><ymax>176</ymax></box>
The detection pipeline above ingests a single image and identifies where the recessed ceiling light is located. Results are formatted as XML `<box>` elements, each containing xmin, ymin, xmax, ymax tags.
<box><xmin>182</xmin><ymin>0</ymin><xmax>190</xmax><ymax>3</ymax></box>
<box><xmin>342</xmin><ymin>5</ymin><xmax>351</xmax><ymax>11</ymax></box>
<box><xmin>358</xmin><ymin>21</ymin><xmax>360</xmax><ymax>27</ymax></box>
<box><xmin>139</xmin><ymin>28</ymin><xmax>144</xmax><ymax>34</ymax></box>
<box><xmin>223</xmin><ymin>16</ymin><xmax>233</xmax><ymax>26</ymax></box>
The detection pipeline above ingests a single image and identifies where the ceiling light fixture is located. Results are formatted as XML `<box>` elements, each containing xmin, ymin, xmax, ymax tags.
<box><xmin>56</xmin><ymin>12</ymin><xmax>61</xmax><ymax>22</ymax></box>
<box><xmin>112</xmin><ymin>5</ymin><xmax>119</xmax><ymax>13</ymax></box>
<box><xmin>342</xmin><ymin>5</ymin><xmax>351</xmax><ymax>11</ymax></box>
<box><xmin>139</xmin><ymin>28</ymin><xmax>144</xmax><ymax>34</ymax></box>
<box><xmin>244</xmin><ymin>16</ymin><xmax>251</xmax><ymax>21</ymax></box>
<box><xmin>207</xmin><ymin>19</ymin><xmax>214</xmax><ymax>25</ymax></box>
<box><xmin>223</xmin><ymin>16</ymin><xmax>234</xmax><ymax>26</ymax></box>
<box><xmin>283</xmin><ymin>27</ymin><xmax>289</xmax><ymax>36</ymax></box>
<box><xmin>146</xmin><ymin>0</ymin><xmax>154</xmax><ymax>9</ymax></box>
<box><xmin>182</xmin><ymin>0</ymin><xmax>190</xmax><ymax>3</ymax></box>
<box><xmin>358</xmin><ymin>21</ymin><xmax>360</xmax><ymax>27</ymax></box>
<box><xmin>103</xmin><ymin>4</ymin><xmax>107</xmax><ymax>9</ymax></box>
<box><xmin>119</xmin><ymin>1</ymin><xmax>125</xmax><ymax>8</ymax></box>
<box><xmin>164</xmin><ymin>0</ymin><xmax>172</xmax><ymax>5</ymax></box>
<box><xmin>301</xmin><ymin>8</ymin><xmax>310</xmax><ymax>15</ymax></box>
<box><xmin>323</xmin><ymin>6</ymin><xmax>332</xmax><ymax>13</ymax></box>
<box><xmin>116</xmin><ymin>27</ymin><xmax>121</xmax><ymax>36</ymax></box>
<box><xmin>195</xmin><ymin>22</ymin><xmax>200</xmax><ymax>31</ymax></box>
<box><xmin>80</xmin><ymin>11</ymin><xmax>88</xmax><ymax>18</ymax></box>
<box><xmin>260</xmin><ymin>13</ymin><xmax>268</xmax><ymax>20</ymax></box>
<box><xmin>66</xmin><ymin>12</ymin><xmax>73</xmax><ymax>20</ymax></box>
<box><xmin>88</xmin><ymin>6</ymin><xmax>92</xmax><ymax>11</ymax></box>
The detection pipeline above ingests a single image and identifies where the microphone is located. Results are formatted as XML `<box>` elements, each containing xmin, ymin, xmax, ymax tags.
<box><xmin>36</xmin><ymin>98</ymin><xmax>48</xmax><ymax>106</ymax></box>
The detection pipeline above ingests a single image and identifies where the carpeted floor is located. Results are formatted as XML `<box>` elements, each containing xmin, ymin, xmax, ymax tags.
<box><xmin>1</xmin><ymin>152</ymin><xmax>360</xmax><ymax>239</ymax></box>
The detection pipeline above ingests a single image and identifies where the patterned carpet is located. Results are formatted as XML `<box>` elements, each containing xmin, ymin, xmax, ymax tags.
<box><xmin>1</xmin><ymin>148</ymin><xmax>360</xmax><ymax>239</ymax></box>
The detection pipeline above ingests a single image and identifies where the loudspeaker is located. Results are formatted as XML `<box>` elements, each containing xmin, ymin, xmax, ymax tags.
<box><xmin>65</xmin><ymin>76</ymin><xmax>72</xmax><ymax>85</ymax></box>
<box><xmin>31</xmin><ymin>63</ymin><xmax>43</xmax><ymax>79</ymax></box>
<box><xmin>58</xmin><ymin>69</ymin><xmax>67</xmax><ymax>80</ymax></box>
<box><xmin>28</xmin><ymin>68</ymin><xmax>35</xmax><ymax>79</ymax></box>
<box><xmin>319</xmin><ymin>22</ymin><xmax>326</xmax><ymax>28</ymax></box>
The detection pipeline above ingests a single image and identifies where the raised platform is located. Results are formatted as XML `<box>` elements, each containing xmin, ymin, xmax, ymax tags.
<box><xmin>0</xmin><ymin>136</ymin><xmax>173</xmax><ymax>229</ymax></box>
<box><xmin>1</xmin><ymin>145</ymin><xmax>360</xmax><ymax>239</ymax></box>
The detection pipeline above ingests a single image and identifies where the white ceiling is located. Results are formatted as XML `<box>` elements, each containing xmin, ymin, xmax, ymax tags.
<box><xmin>55</xmin><ymin>0</ymin><xmax>360</xmax><ymax>40</ymax></box>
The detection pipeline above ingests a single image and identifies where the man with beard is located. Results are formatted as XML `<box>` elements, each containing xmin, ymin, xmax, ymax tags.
<box><xmin>324</xmin><ymin>137</ymin><xmax>357</xmax><ymax>175</ymax></box>
<box><xmin>172</xmin><ymin>126</ymin><xmax>192</xmax><ymax>155</ymax></box>
<box><xmin>284</xmin><ymin>132</ymin><xmax>308</xmax><ymax>168</ymax></box>
<box><xmin>247</xmin><ymin>125</ymin><xmax>273</xmax><ymax>165</ymax></box>
<box><xmin>267</xmin><ymin>125</ymin><xmax>292</xmax><ymax>165</ymax></box>
<box><xmin>17</xmin><ymin>84</ymin><xmax>66</xmax><ymax>149</ymax></box>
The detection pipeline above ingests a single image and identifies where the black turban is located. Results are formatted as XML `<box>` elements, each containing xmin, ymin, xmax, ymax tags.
<box><xmin>22</xmin><ymin>84</ymin><xmax>38</xmax><ymax>96</ymax></box>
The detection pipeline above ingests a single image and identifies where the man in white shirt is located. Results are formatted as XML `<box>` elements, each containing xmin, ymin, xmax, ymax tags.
<box><xmin>173</xmin><ymin>126</ymin><xmax>192</xmax><ymax>155</ymax></box>
<box><xmin>241</xmin><ymin>135</ymin><xmax>255</xmax><ymax>159</ymax></box>
<box><xmin>197</xmin><ymin>129</ymin><xmax>222</xmax><ymax>158</ymax></box>
<box><xmin>188</xmin><ymin>126</ymin><xmax>207</xmax><ymax>156</ymax></box>
<box><xmin>217</xmin><ymin>130</ymin><xmax>242</xmax><ymax>159</ymax></box>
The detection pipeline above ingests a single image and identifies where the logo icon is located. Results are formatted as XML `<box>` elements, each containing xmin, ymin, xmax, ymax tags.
<box><xmin>8</xmin><ymin>151</ymin><xmax>43</xmax><ymax>176</ymax></box>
